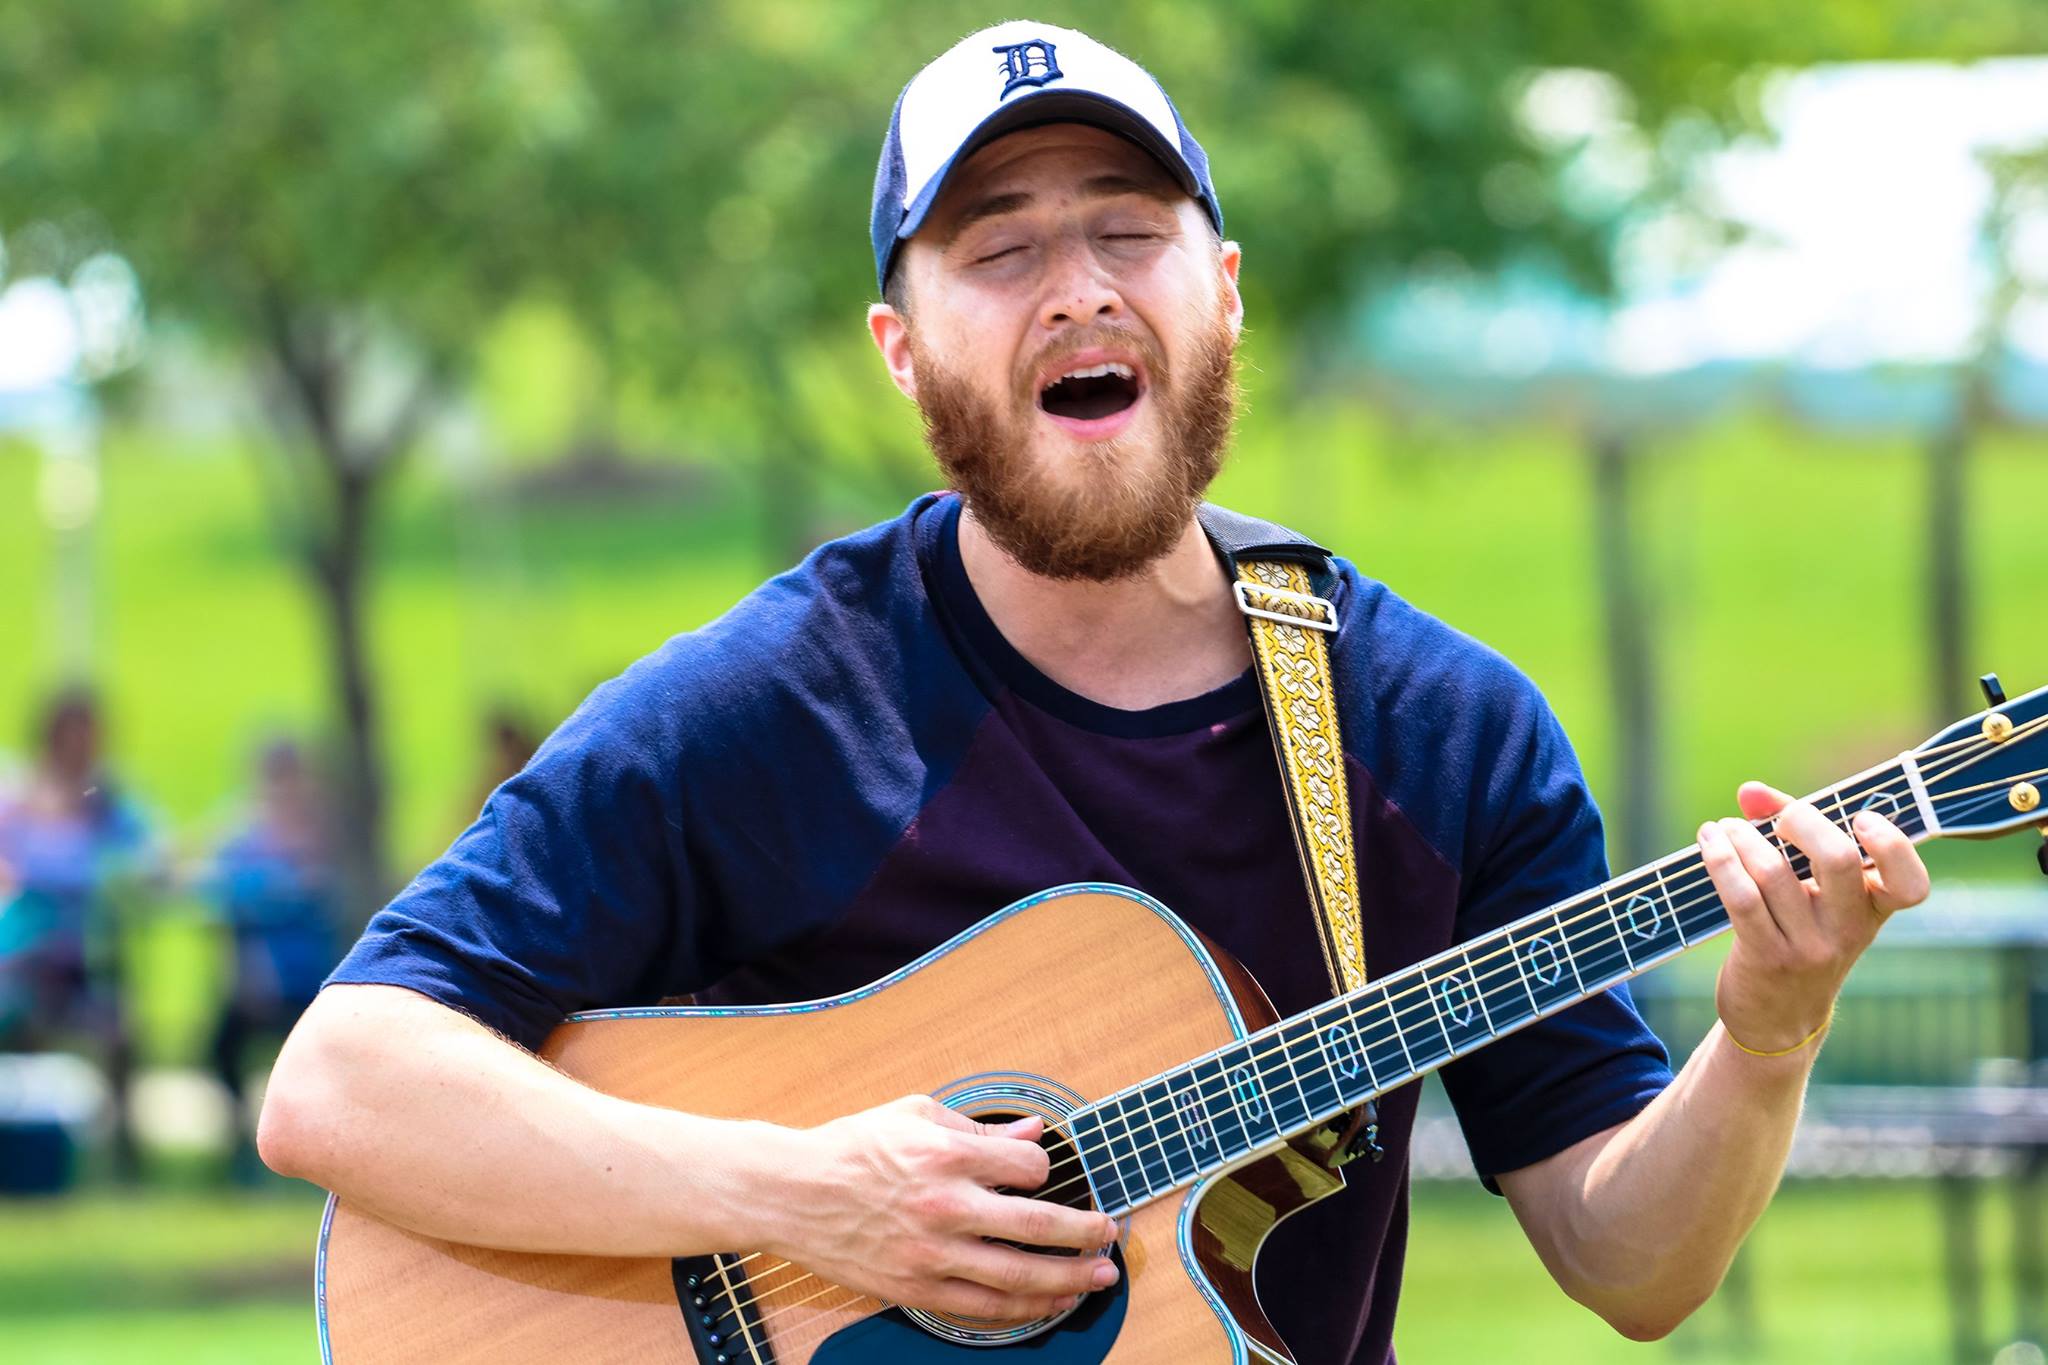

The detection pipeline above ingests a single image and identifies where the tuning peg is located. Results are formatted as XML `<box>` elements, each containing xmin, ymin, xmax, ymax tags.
<box><xmin>1981</xmin><ymin>673</ymin><xmax>2008</xmax><ymax>707</ymax></box>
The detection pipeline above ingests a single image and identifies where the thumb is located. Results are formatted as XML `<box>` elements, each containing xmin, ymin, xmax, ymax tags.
<box><xmin>1736</xmin><ymin>781</ymin><xmax>1794</xmax><ymax>822</ymax></box>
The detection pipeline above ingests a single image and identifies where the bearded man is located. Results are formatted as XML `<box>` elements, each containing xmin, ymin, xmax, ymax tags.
<box><xmin>260</xmin><ymin>21</ymin><xmax>1931</xmax><ymax>1363</ymax></box>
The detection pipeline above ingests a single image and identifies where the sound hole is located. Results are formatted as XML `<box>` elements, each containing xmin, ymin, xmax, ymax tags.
<box><xmin>981</xmin><ymin>1107</ymin><xmax>1099</xmax><ymax>1255</ymax></box>
<box><xmin>897</xmin><ymin>1092</ymin><xmax>1122</xmax><ymax>1347</ymax></box>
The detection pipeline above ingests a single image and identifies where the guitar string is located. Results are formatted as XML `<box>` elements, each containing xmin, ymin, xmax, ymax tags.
<box><xmin>718</xmin><ymin>754</ymin><xmax>1953</xmax><ymax>1316</ymax></box>
<box><xmin>718</xmin><ymin>722</ymin><xmax>2043</xmax><ymax>1329</ymax></box>
<box><xmin>1058</xmin><ymin>717</ymin><xmax>2048</xmax><ymax>1208</ymax></box>
<box><xmin>718</xmin><ymin>765</ymin><xmax>1903</xmax><ymax>1319</ymax></box>
<box><xmin>723</xmin><ymin>735</ymin><xmax>2024</xmax><ymax>1325</ymax></box>
<box><xmin>731</xmin><ymin>838</ymin><xmax>1827</xmax><ymax>1339</ymax></box>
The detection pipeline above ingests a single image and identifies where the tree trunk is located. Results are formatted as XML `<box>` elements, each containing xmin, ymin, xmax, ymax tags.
<box><xmin>1590</xmin><ymin>429</ymin><xmax>1662</xmax><ymax>870</ymax></box>
<box><xmin>1925</xmin><ymin>405</ymin><xmax>1973</xmax><ymax>733</ymax></box>
<box><xmin>315</xmin><ymin>467</ymin><xmax>391</xmax><ymax>925</ymax></box>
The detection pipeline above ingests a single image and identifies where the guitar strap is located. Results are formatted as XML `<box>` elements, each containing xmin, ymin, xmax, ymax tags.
<box><xmin>1197</xmin><ymin>505</ymin><xmax>1382</xmax><ymax>1165</ymax></box>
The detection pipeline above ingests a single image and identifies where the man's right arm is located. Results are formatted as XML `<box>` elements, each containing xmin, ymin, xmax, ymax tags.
<box><xmin>258</xmin><ymin>982</ymin><xmax>1119</xmax><ymax>1321</ymax></box>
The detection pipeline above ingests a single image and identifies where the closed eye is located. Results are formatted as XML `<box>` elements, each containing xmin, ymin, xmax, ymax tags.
<box><xmin>973</xmin><ymin>246</ymin><xmax>1025</xmax><ymax>264</ymax></box>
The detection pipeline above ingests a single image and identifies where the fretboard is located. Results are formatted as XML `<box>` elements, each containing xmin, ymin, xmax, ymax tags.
<box><xmin>1065</xmin><ymin>755</ymin><xmax>1933</xmax><ymax>1217</ymax></box>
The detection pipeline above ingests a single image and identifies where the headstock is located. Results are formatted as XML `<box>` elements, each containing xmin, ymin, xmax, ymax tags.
<box><xmin>1912</xmin><ymin>674</ymin><xmax>2048</xmax><ymax>846</ymax></box>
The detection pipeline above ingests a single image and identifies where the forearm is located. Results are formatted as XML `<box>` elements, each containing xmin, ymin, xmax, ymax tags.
<box><xmin>1505</xmin><ymin>1023</ymin><xmax>1814</xmax><ymax>1338</ymax></box>
<box><xmin>258</xmin><ymin>983</ymin><xmax>799</xmax><ymax>1257</ymax></box>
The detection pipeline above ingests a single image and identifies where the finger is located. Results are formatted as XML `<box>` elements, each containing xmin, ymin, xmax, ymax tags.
<box><xmin>1699</xmin><ymin>820</ymin><xmax>1782</xmax><ymax>946</ymax></box>
<box><xmin>955</xmin><ymin>1133</ymin><xmax>1052</xmax><ymax>1191</ymax></box>
<box><xmin>1736</xmin><ymin>781</ymin><xmax>1795</xmax><ymax>822</ymax></box>
<box><xmin>914</xmin><ymin>1096</ymin><xmax>978</xmax><ymax>1132</ymax></box>
<box><xmin>1854</xmin><ymin>810</ymin><xmax>1930</xmax><ymax>915</ymax></box>
<box><xmin>1719</xmin><ymin>816</ymin><xmax>1814</xmax><ymax>944</ymax></box>
<box><xmin>940</xmin><ymin>1239</ymin><xmax>1117</xmax><ymax>1300</ymax></box>
<box><xmin>965</xmin><ymin>1188</ymin><xmax>1120</xmax><ymax>1251</ymax></box>
<box><xmin>923</xmin><ymin>1278</ymin><xmax>1076</xmax><ymax>1324</ymax></box>
<box><xmin>1772</xmin><ymin>798</ymin><xmax>1864</xmax><ymax>903</ymax></box>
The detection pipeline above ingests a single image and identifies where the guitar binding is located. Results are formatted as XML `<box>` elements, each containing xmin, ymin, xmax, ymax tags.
<box><xmin>675</xmin><ymin>1252</ymin><xmax>778</xmax><ymax>1365</ymax></box>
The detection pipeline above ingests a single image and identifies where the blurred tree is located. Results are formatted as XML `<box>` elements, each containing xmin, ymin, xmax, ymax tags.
<box><xmin>0</xmin><ymin>5</ymin><xmax>585</xmax><ymax>914</ymax></box>
<box><xmin>5</xmin><ymin>0</ymin><xmax>2041</xmax><ymax>911</ymax></box>
<box><xmin>1928</xmin><ymin>138</ymin><xmax>2048</xmax><ymax>728</ymax></box>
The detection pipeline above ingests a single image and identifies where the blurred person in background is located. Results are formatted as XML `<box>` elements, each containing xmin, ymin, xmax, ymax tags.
<box><xmin>0</xmin><ymin>685</ymin><xmax>159</xmax><ymax>1178</ymax></box>
<box><xmin>206</xmin><ymin>736</ymin><xmax>341</xmax><ymax>1182</ymax></box>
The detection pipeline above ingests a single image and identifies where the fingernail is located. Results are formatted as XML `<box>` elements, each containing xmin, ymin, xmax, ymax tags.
<box><xmin>1057</xmin><ymin>1295</ymin><xmax>1080</xmax><ymax>1311</ymax></box>
<box><xmin>1093</xmin><ymin>1261</ymin><xmax>1119</xmax><ymax>1287</ymax></box>
<box><xmin>1698</xmin><ymin>822</ymin><xmax>1719</xmax><ymax>845</ymax></box>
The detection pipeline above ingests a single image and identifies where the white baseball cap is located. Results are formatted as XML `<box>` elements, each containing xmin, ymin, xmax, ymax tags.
<box><xmin>869</xmin><ymin>20</ymin><xmax>1223</xmax><ymax>292</ymax></box>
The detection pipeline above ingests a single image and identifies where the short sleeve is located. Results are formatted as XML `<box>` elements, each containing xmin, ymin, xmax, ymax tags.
<box><xmin>326</xmin><ymin>677</ymin><xmax>697</xmax><ymax>1051</ymax></box>
<box><xmin>1436</xmin><ymin>678</ymin><xmax>1673</xmax><ymax>1190</ymax></box>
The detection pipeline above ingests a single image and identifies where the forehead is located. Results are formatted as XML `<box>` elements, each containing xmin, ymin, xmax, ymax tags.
<box><xmin>926</xmin><ymin>123</ymin><xmax>1185</xmax><ymax>228</ymax></box>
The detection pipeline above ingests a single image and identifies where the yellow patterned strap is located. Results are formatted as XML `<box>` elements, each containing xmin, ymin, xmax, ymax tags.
<box><xmin>1234</xmin><ymin>560</ymin><xmax>1368</xmax><ymax>996</ymax></box>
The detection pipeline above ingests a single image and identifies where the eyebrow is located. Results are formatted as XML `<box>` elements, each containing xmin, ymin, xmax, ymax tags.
<box><xmin>941</xmin><ymin>173</ymin><xmax>1179</xmax><ymax>244</ymax></box>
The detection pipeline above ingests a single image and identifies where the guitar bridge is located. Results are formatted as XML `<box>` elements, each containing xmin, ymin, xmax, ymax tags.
<box><xmin>675</xmin><ymin>1253</ymin><xmax>777</xmax><ymax>1364</ymax></box>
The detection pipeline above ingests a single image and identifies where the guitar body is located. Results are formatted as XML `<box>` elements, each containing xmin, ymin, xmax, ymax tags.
<box><xmin>316</xmin><ymin>884</ymin><xmax>1348</xmax><ymax>1364</ymax></box>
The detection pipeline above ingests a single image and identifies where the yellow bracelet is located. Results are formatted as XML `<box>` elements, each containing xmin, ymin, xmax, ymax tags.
<box><xmin>1723</xmin><ymin>1008</ymin><xmax>1834</xmax><ymax>1059</ymax></box>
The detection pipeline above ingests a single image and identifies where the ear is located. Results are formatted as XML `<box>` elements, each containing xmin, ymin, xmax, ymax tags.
<box><xmin>867</xmin><ymin>303</ymin><xmax>918</xmax><ymax>401</ymax></box>
<box><xmin>1218</xmin><ymin>238</ymin><xmax>1245</xmax><ymax>341</ymax></box>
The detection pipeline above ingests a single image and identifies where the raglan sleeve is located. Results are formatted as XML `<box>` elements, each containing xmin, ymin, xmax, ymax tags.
<box><xmin>324</xmin><ymin>666</ymin><xmax>706</xmax><ymax>1052</ymax></box>
<box><xmin>1435</xmin><ymin>666</ymin><xmax>1674</xmax><ymax>1190</ymax></box>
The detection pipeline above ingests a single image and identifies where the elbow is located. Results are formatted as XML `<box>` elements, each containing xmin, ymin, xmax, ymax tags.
<box><xmin>255</xmin><ymin>1014</ymin><xmax>353</xmax><ymax>1186</ymax></box>
<box><xmin>254</xmin><ymin>1071</ymin><xmax>318</xmax><ymax>1182</ymax></box>
<box><xmin>1583</xmin><ymin>1282</ymin><xmax>1711</xmax><ymax>1343</ymax></box>
<box><xmin>1604</xmin><ymin>1309</ymin><xmax>1686</xmax><ymax>1344</ymax></box>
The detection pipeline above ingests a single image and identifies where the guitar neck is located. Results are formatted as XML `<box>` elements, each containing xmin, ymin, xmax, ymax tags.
<box><xmin>1065</xmin><ymin>754</ymin><xmax>1938</xmax><ymax>1217</ymax></box>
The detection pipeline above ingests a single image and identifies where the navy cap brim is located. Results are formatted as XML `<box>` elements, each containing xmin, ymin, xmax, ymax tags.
<box><xmin>880</xmin><ymin>87</ymin><xmax>1218</xmax><ymax>289</ymax></box>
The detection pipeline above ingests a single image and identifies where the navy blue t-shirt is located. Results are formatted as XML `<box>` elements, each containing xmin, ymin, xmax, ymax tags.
<box><xmin>331</xmin><ymin>492</ymin><xmax>1671</xmax><ymax>1364</ymax></box>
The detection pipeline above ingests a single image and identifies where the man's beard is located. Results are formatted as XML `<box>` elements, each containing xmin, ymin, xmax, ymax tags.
<box><xmin>906</xmin><ymin>309</ymin><xmax>1240</xmax><ymax>582</ymax></box>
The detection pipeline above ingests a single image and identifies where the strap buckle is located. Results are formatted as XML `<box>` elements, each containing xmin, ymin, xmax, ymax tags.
<box><xmin>1233</xmin><ymin>579</ymin><xmax>1338</xmax><ymax>633</ymax></box>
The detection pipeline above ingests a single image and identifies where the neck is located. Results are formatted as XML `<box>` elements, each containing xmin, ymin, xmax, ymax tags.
<box><xmin>1063</xmin><ymin>753</ymin><xmax>1937</xmax><ymax>1217</ymax></box>
<box><xmin>956</xmin><ymin>505</ymin><xmax>1250</xmax><ymax>711</ymax></box>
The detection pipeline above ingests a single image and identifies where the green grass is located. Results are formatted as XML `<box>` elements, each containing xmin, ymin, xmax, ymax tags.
<box><xmin>0</xmin><ymin>1179</ymin><xmax>2015</xmax><ymax>1362</ymax></box>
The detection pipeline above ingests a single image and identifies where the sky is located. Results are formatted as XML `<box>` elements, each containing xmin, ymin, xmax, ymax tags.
<box><xmin>1609</xmin><ymin>58</ymin><xmax>2048</xmax><ymax>374</ymax></box>
<box><xmin>4</xmin><ymin>59</ymin><xmax>2048</xmax><ymax>400</ymax></box>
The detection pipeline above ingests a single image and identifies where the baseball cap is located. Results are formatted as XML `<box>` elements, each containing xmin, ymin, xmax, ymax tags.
<box><xmin>869</xmin><ymin>20</ymin><xmax>1224</xmax><ymax>293</ymax></box>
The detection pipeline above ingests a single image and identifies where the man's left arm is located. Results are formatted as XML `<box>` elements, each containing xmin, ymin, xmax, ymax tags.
<box><xmin>1496</xmin><ymin>779</ymin><xmax>1931</xmax><ymax>1341</ymax></box>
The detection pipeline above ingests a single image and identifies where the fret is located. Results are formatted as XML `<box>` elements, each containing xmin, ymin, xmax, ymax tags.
<box><xmin>1565</xmin><ymin>897</ymin><xmax>1633</xmax><ymax>989</ymax></box>
<box><xmin>1650</xmin><ymin>863</ymin><xmax>1689</xmax><ymax>947</ymax></box>
<box><xmin>1097</xmin><ymin>1095</ymin><xmax>1154</xmax><ymax>1205</ymax></box>
<box><xmin>1189</xmin><ymin>1054</ymin><xmax>1251</xmax><ymax>1159</ymax></box>
<box><xmin>1113</xmin><ymin>1090</ymin><xmax>1175</xmax><ymax>1196</ymax></box>
<box><xmin>1257</xmin><ymin>1028</ymin><xmax>1313</xmax><ymax>1134</ymax></box>
<box><xmin>1134</xmin><ymin>1077</ymin><xmax>1198</xmax><ymax>1185</ymax></box>
<box><xmin>1507</xmin><ymin>913</ymin><xmax>1581</xmax><ymax>1015</ymax></box>
<box><xmin>1364</xmin><ymin>982</ymin><xmax>1421</xmax><ymax>1079</ymax></box>
<box><xmin>1614</xmin><ymin>875</ymin><xmax>1686</xmax><ymax>963</ymax></box>
<box><xmin>1387</xmin><ymin>975</ymin><xmax>1455</xmax><ymax>1071</ymax></box>
<box><xmin>1827</xmin><ymin>787</ymin><xmax>1857</xmax><ymax>846</ymax></box>
<box><xmin>1067</xmin><ymin>1106</ymin><xmax>1129</xmax><ymax>1213</ymax></box>
<box><xmin>1607</xmin><ymin>894</ymin><xmax>1637</xmax><ymax>971</ymax></box>
<box><xmin>1218</xmin><ymin>1040</ymin><xmax>1282</xmax><ymax>1148</ymax></box>
<box><xmin>1669</xmin><ymin>852</ymin><xmax>1728</xmax><ymax>942</ymax></box>
<box><xmin>1551</xmin><ymin>908</ymin><xmax>1589</xmax><ymax>992</ymax></box>
<box><xmin>1319</xmin><ymin>1001</ymin><xmax>1380</xmax><ymax>1104</ymax></box>
<box><xmin>1168</xmin><ymin>1068</ymin><xmax>1220</xmax><ymax>1164</ymax></box>
<box><xmin>1459</xmin><ymin>946</ymin><xmax>1501</xmax><ymax>1038</ymax></box>
<box><xmin>1427</xmin><ymin>960</ymin><xmax>1491</xmax><ymax>1053</ymax></box>
<box><xmin>1277</xmin><ymin>1016</ymin><xmax>1343</xmax><ymax>1119</ymax></box>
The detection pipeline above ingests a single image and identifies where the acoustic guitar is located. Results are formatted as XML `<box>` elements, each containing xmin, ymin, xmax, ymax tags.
<box><xmin>313</xmin><ymin>679</ymin><xmax>2048</xmax><ymax>1363</ymax></box>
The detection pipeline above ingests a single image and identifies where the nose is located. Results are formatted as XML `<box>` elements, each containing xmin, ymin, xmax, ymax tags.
<box><xmin>1037</xmin><ymin>238</ymin><xmax>1124</xmax><ymax>331</ymax></box>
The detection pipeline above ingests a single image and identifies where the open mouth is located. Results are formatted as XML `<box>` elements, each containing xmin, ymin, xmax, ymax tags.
<box><xmin>1038</xmin><ymin>362</ymin><xmax>1142</xmax><ymax>422</ymax></box>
